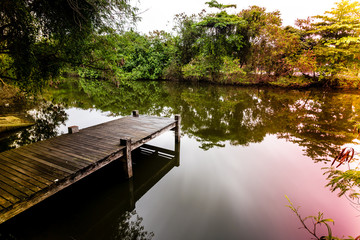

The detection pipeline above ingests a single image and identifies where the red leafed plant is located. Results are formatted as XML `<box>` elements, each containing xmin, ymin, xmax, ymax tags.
<box><xmin>331</xmin><ymin>147</ymin><xmax>355</xmax><ymax>168</ymax></box>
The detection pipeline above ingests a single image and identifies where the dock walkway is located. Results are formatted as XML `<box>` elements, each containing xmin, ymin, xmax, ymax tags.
<box><xmin>0</xmin><ymin>111</ymin><xmax>180</xmax><ymax>223</ymax></box>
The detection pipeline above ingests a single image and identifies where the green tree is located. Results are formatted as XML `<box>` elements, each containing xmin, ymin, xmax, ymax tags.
<box><xmin>237</xmin><ymin>6</ymin><xmax>279</xmax><ymax>68</ymax></box>
<box><xmin>194</xmin><ymin>0</ymin><xmax>245</xmax><ymax>79</ymax></box>
<box><xmin>172</xmin><ymin>12</ymin><xmax>205</xmax><ymax>66</ymax></box>
<box><xmin>77</xmin><ymin>30</ymin><xmax>173</xmax><ymax>83</ymax></box>
<box><xmin>121</xmin><ymin>31</ymin><xmax>173</xmax><ymax>81</ymax></box>
<box><xmin>165</xmin><ymin>11</ymin><xmax>207</xmax><ymax>80</ymax></box>
<box><xmin>307</xmin><ymin>0</ymin><xmax>360</xmax><ymax>84</ymax></box>
<box><xmin>0</xmin><ymin>0</ymin><xmax>137</xmax><ymax>92</ymax></box>
<box><xmin>238</xmin><ymin>6</ymin><xmax>302</xmax><ymax>77</ymax></box>
<box><xmin>167</xmin><ymin>1</ymin><xmax>247</xmax><ymax>81</ymax></box>
<box><xmin>77</xmin><ymin>31</ymin><xmax>124</xmax><ymax>82</ymax></box>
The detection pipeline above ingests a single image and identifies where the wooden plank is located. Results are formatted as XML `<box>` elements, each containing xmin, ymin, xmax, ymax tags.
<box><xmin>1</xmin><ymin>150</ymin><xmax>68</xmax><ymax>179</ymax></box>
<box><xmin>132</xmin><ymin>122</ymin><xmax>177</xmax><ymax>150</ymax></box>
<box><xmin>0</xmin><ymin>187</ymin><xmax>21</xmax><ymax>205</ymax></box>
<box><xmin>38</xmin><ymin>141</ymin><xmax>97</xmax><ymax>163</ymax></box>
<box><xmin>56</xmin><ymin>138</ymin><xmax>116</xmax><ymax>156</ymax></box>
<box><xmin>83</xmin><ymin>117</ymin><xmax>174</xmax><ymax>131</ymax></box>
<box><xmin>0</xmin><ymin>163</ymin><xmax>47</xmax><ymax>189</ymax></box>
<box><xmin>0</xmin><ymin>194</ymin><xmax>13</xmax><ymax>209</ymax></box>
<box><xmin>49</xmin><ymin>140</ymin><xmax>110</xmax><ymax>159</ymax></box>
<box><xmin>45</xmin><ymin>140</ymin><xmax>103</xmax><ymax>162</ymax></box>
<box><xmin>0</xmin><ymin>156</ymin><xmax>54</xmax><ymax>185</ymax></box>
<box><xmin>63</xmin><ymin>133</ymin><xmax>119</xmax><ymax>151</ymax></box>
<box><xmin>0</xmin><ymin>180</ymin><xmax>28</xmax><ymax>201</ymax></box>
<box><xmin>4</xmin><ymin>149</ymin><xmax>74</xmax><ymax>177</ymax></box>
<box><xmin>81</xmin><ymin>126</ymin><xmax>134</xmax><ymax>135</ymax></box>
<box><xmin>0</xmin><ymin>169</ymin><xmax>41</xmax><ymax>192</ymax></box>
<box><xmin>18</xmin><ymin>147</ymin><xmax>80</xmax><ymax>173</ymax></box>
<box><xmin>0</xmin><ymin>173</ymin><xmax>34</xmax><ymax>196</ymax></box>
<box><xmin>81</xmin><ymin>116</ymin><xmax>166</xmax><ymax>131</ymax></box>
<box><xmin>79</xmin><ymin>130</ymin><xmax>125</xmax><ymax>141</ymax></box>
<box><xmin>24</xmin><ymin>144</ymin><xmax>90</xmax><ymax>169</ymax></box>
<box><xmin>80</xmin><ymin>122</ymin><xmax>176</xmax><ymax>144</ymax></box>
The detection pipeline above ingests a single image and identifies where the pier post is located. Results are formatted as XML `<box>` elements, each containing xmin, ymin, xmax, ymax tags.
<box><xmin>175</xmin><ymin>142</ymin><xmax>180</xmax><ymax>167</ymax></box>
<box><xmin>174</xmin><ymin>115</ymin><xmax>181</xmax><ymax>166</ymax></box>
<box><xmin>174</xmin><ymin>115</ymin><xmax>181</xmax><ymax>143</ymax></box>
<box><xmin>128</xmin><ymin>178</ymin><xmax>135</xmax><ymax>210</ymax></box>
<box><xmin>68</xmin><ymin>126</ymin><xmax>79</xmax><ymax>134</ymax></box>
<box><xmin>120</xmin><ymin>138</ymin><xmax>133</xmax><ymax>178</ymax></box>
<box><xmin>132</xmin><ymin>110</ymin><xmax>139</xmax><ymax>117</ymax></box>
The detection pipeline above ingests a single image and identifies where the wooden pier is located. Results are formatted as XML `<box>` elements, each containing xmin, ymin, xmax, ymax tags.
<box><xmin>0</xmin><ymin>111</ymin><xmax>181</xmax><ymax>224</ymax></box>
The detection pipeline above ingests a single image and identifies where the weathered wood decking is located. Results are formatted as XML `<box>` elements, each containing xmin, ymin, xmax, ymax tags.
<box><xmin>0</xmin><ymin>111</ymin><xmax>181</xmax><ymax>224</ymax></box>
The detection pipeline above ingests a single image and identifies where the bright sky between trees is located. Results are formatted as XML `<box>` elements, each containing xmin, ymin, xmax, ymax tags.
<box><xmin>133</xmin><ymin>0</ymin><xmax>339</xmax><ymax>33</ymax></box>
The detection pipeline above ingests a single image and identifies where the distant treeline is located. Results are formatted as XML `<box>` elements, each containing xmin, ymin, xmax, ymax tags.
<box><xmin>75</xmin><ymin>0</ymin><xmax>360</xmax><ymax>88</ymax></box>
<box><xmin>1</xmin><ymin>0</ymin><xmax>360</xmax><ymax>91</ymax></box>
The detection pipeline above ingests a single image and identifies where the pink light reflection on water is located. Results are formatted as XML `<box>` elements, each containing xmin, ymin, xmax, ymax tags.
<box><xmin>136</xmin><ymin>133</ymin><xmax>360</xmax><ymax>239</ymax></box>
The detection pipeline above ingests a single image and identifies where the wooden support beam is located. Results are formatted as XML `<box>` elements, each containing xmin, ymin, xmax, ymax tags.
<box><xmin>68</xmin><ymin>126</ymin><xmax>79</xmax><ymax>134</ymax></box>
<box><xmin>175</xmin><ymin>142</ymin><xmax>180</xmax><ymax>167</ymax></box>
<box><xmin>120</xmin><ymin>138</ymin><xmax>133</xmax><ymax>178</ymax></box>
<box><xmin>174</xmin><ymin>115</ymin><xmax>181</xmax><ymax>143</ymax></box>
<box><xmin>132</xmin><ymin>110</ymin><xmax>139</xmax><ymax>117</ymax></box>
<box><xmin>128</xmin><ymin>178</ymin><xmax>135</xmax><ymax>210</ymax></box>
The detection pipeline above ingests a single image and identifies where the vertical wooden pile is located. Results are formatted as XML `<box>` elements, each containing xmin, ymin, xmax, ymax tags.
<box><xmin>120</xmin><ymin>110</ymin><xmax>181</xmax><ymax>178</ymax></box>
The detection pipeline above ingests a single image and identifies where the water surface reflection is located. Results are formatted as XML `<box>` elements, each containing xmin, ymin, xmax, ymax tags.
<box><xmin>1</xmin><ymin>80</ymin><xmax>360</xmax><ymax>238</ymax></box>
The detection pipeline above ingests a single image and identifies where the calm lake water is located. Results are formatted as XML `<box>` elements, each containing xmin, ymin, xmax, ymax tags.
<box><xmin>0</xmin><ymin>79</ymin><xmax>360</xmax><ymax>239</ymax></box>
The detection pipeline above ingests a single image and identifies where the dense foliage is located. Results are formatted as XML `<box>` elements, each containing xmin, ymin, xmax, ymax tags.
<box><xmin>297</xmin><ymin>0</ymin><xmax>360</xmax><ymax>87</ymax></box>
<box><xmin>76</xmin><ymin>0</ymin><xmax>360</xmax><ymax>88</ymax></box>
<box><xmin>0</xmin><ymin>0</ymin><xmax>137</xmax><ymax>92</ymax></box>
<box><xmin>77</xmin><ymin>30</ymin><xmax>173</xmax><ymax>83</ymax></box>
<box><xmin>1</xmin><ymin>0</ymin><xmax>360</xmax><ymax>90</ymax></box>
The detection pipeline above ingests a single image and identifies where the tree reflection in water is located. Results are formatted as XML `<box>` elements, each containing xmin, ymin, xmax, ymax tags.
<box><xmin>4</xmin><ymin>80</ymin><xmax>360</xmax><ymax>178</ymax></box>
<box><xmin>3</xmin><ymin>79</ymin><xmax>360</xmax><ymax>237</ymax></box>
<box><xmin>36</xmin><ymin>79</ymin><xmax>360</xmax><ymax>165</ymax></box>
<box><xmin>37</xmin><ymin>79</ymin><xmax>360</xmax><ymax>164</ymax></box>
<box><xmin>5</xmin><ymin>79</ymin><xmax>360</xmax><ymax>164</ymax></box>
<box><xmin>43</xmin><ymin>79</ymin><xmax>360</xmax><ymax>203</ymax></box>
<box><xmin>114</xmin><ymin>210</ymin><xmax>154</xmax><ymax>240</ymax></box>
<box><xmin>165</xmin><ymin>84</ymin><xmax>360</xmax><ymax>164</ymax></box>
<box><xmin>0</xmin><ymin>101</ymin><xmax>68</xmax><ymax>152</ymax></box>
